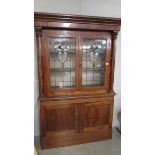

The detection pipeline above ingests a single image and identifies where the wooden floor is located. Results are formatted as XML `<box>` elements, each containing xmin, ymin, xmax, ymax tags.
<box><xmin>35</xmin><ymin>128</ymin><xmax>121</xmax><ymax>155</ymax></box>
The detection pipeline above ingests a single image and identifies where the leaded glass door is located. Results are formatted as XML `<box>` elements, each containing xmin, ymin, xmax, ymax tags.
<box><xmin>79</xmin><ymin>32</ymin><xmax>111</xmax><ymax>92</ymax></box>
<box><xmin>43</xmin><ymin>30</ymin><xmax>111</xmax><ymax>96</ymax></box>
<box><xmin>43</xmin><ymin>30</ymin><xmax>79</xmax><ymax>96</ymax></box>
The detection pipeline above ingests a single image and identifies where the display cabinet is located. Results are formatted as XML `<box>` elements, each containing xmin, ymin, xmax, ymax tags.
<box><xmin>34</xmin><ymin>12</ymin><xmax>121</xmax><ymax>149</ymax></box>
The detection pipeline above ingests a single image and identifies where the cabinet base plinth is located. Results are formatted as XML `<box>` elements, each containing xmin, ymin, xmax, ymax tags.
<box><xmin>41</xmin><ymin>129</ymin><xmax>112</xmax><ymax>149</ymax></box>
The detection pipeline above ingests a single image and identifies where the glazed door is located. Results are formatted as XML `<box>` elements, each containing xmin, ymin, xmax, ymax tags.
<box><xmin>41</xmin><ymin>101</ymin><xmax>79</xmax><ymax>137</ymax></box>
<box><xmin>43</xmin><ymin>30</ymin><xmax>112</xmax><ymax>96</ymax></box>
<box><xmin>43</xmin><ymin>30</ymin><xmax>79</xmax><ymax>96</ymax></box>
<box><xmin>79</xmin><ymin>31</ymin><xmax>112</xmax><ymax>93</ymax></box>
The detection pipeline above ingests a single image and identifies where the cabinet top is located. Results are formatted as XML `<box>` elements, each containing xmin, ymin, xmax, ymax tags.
<box><xmin>34</xmin><ymin>12</ymin><xmax>121</xmax><ymax>31</ymax></box>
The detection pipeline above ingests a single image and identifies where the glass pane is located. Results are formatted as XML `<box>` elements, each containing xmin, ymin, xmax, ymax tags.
<box><xmin>82</xmin><ymin>38</ymin><xmax>107</xmax><ymax>87</ymax></box>
<box><xmin>48</xmin><ymin>37</ymin><xmax>76</xmax><ymax>88</ymax></box>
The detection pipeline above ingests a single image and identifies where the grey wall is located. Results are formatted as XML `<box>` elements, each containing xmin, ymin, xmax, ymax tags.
<box><xmin>34</xmin><ymin>0</ymin><xmax>121</xmax><ymax>136</ymax></box>
<box><xmin>34</xmin><ymin>0</ymin><xmax>121</xmax><ymax>17</ymax></box>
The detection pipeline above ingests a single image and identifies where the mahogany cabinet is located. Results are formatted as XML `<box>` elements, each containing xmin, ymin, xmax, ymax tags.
<box><xmin>34</xmin><ymin>12</ymin><xmax>121</xmax><ymax>149</ymax></box>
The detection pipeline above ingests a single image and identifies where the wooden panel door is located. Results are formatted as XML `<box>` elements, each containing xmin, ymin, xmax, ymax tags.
<box><xmin>40</xmin><ymin>101</ymin><xmax>79</xmax><ymax>137</ymax></box>
<box><xmin>79</xmin><ymin>101</ymin><xmax>112</xmax><ymax>133</ymax></box>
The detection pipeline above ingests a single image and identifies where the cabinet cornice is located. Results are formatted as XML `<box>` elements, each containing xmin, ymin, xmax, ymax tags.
<box><xmin>34</xmin><ymin>12</ymin><xmax>121</xmax><ymax>31</ymax></box>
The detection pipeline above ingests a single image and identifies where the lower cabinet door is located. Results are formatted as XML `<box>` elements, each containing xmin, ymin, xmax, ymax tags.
<box><xmin>40</xmin><ymin>98</ymin><xmax>113</xmax><ymax>148</ymax></box>
<box><xmin>80</xmin><ymin>102</ymin><xmax>112</xmax><ymax>133</ymax></box>
<box><xmin>40</xmin><ymin>101</ymin><xmax>79</xmax><ymax>137</ymax></box>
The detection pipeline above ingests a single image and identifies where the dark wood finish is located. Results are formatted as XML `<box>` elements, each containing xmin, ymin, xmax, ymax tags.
<box><xmin>110</xmin><ymin>31</ymin><xmax>118</xmax><ymax>92</ymax></box>
<box><xmin>34</xmin><ymin>12</ymin><xmax>121</xmax><ymax>31</ymax></box>
<box><xmin>34</xmin><ymin>12</ymin><xmax>121</xmax><ymax>149</ymax></box>
<box><xmin>41</xmin><ymin>101</ymin><xmax>79</xmax><ymax>136</ymax></box>
<box><xmin>81</xmin><ymin>103</ymin><xmax>110</xmax><ymax>132</ymax></box>
<box><xmin>40</xmin><ymin>96</ymin><xmax>114</xmax><ymax>149</ymax></box>
<box><xmin>35</xmin><ymin>27</ymin><xmax>44</xmax><ymax>97</ymax></box>
<box><xmin>41</xmin><ymin>128</ymin><xmax>112</xmax><ymax>149</ymax></box>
